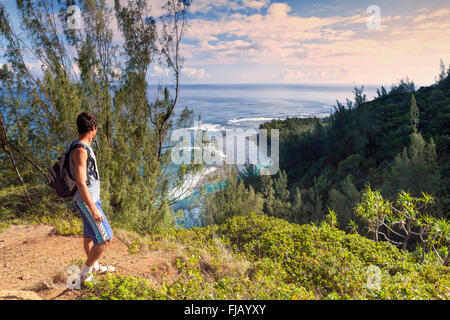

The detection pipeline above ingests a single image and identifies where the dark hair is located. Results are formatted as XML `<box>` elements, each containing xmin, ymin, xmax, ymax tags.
<box><xmin>76</xmin><ymin>112</ymin><xmax>98</xmax><ymax>135</ymax></box>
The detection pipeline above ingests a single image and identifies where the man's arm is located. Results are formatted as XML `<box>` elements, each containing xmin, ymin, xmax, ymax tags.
<box><xmin>72</xmin><ymin>147</ymin><xmax>103</xmax><ymax>222</ymax></box>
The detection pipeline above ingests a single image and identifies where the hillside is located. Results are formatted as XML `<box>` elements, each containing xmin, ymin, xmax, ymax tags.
<box><xmin>0</xmin><ymin>223</ymin><xmax>180</xmax><ymax>300</ymax></box>
<box><xmin>255</xmin><ymin>76</ymin><xmax>450</xmax><ymax>227</ymax></box>
<box><xmin>2</xmin><ymin>213</ymin><xmax>447</xmax><ymax>300</ymax></box>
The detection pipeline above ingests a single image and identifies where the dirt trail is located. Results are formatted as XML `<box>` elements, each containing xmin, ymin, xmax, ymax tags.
<box><xmin>0</xmin><ymin>224</ymin><xmax>177</xmax><ymax>300</ymax></box>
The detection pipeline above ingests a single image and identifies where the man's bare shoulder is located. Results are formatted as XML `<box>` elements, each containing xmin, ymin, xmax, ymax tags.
<box><xmin>72</xmin><ymin>146</ymin><xmax>87</xmax><ymax>164</ymax></box>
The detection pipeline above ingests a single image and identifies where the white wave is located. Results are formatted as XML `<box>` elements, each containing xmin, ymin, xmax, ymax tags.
<box><xmin>168</xmin><ymin>166</ymin><xmax>218</xmax><ymax>201</ymax></box>
<box><xmin>183</xmin><ymin>123</ymin><xmax>226</xmax><ymax>132</ymax></box>
<box><xmin>228</xmin><ymin>117</ymin><xmax>281</xmax><ymax>124</ymax></box>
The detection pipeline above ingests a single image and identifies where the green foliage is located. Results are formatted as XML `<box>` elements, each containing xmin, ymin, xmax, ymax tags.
<box><xmin>410</xmin><ymin>94</ymin><xmax>419</xmax><ymax>133</ymax></box>
<box><xmin>244</xmin><ymin>169</ymin><xmax>327</xmax><ymax>226</ymax></box>
<box><xmin>329</xmin><ymin>175</ymin><xmax>361</xmax><ymax>226</ymax></box>
<box><xmin>382</xmin><ymin>132</ymin><xmax>440</xmax><ymax>201</ymax></box>
<box><xmin>356</xmin><ymin>187</ymin><xmax>449</xmax><ymax>264</ymax></box>
<box><xmin>84</xmin><ymin>213</ymin><xmax>449</xmax><ymax>300</ymax></box>
<box><xmin>355</xmin><ymin>186</ymin><xmax>392</xmax><ymax>241</ymax></box>
<box><xmin>261</xmin><ymin>170</ymin><xmax>292</xmax><ymax>220</ymax></box>
<box><xmin>83</xmin><ymin>219</ymin><xmax>315</xmax><ymax>300</ymax></box>
<box><xmin>323</xmin><ymin>208</ymin><xmax>338</xmax><ymax>228</ymax></box>
<box><xmin>84</xmin><ymin>274</ymin><xmax>159</xmax><ymax>300</ymax></box>
<box><xmin>0</xmin><ymin>0</ymin><xmax>195</xmax><ymax>233</ymax></box>
<box><xmin>39</xmin><ymin>215</ymin><xmax>83</xmax><ymax>236</ymax></box>
<box><xmin>217</xmin><ymin>213</ymin><xmax>449</xmax><ymax>299</ymax></box>
<box><xmin>200</xmin><ymin>168</ymin><xmax>264</xmax><ymax>226</ymax></box>
<box><xmin>248</xmin><ymin>68</ymin><xmax>450</xmax><ymax>226</ymax></box>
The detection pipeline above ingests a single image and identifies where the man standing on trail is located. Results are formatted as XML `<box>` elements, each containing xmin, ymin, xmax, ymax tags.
<box><xmin>69</xmin><ymin>112</ymin><xmax>114</xmax><ymax>284</ymax></box>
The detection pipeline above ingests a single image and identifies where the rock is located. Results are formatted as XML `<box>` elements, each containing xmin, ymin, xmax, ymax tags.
<box><xmin>27</xmin><ymin>279</ymin><xmax>55</xmax><ymax>292</ymax></box>
<box><xmin>40</xmin><ymin>279</ymin><xmax>54</xmax><ymax>290</ymax></box>
<box><xmin>0</xmin><ymin>290</ymin><xmax>42</xmax><ymax>300</ymax></box>
<box><xmin>53</xmin><ymin>272</ymin><xmax>68</xmax><ymax>284</ymax></box>
<box><xmin>19</xmin><ymin>274</ymin><xmax>31</xmax><ymax>280</ymax></box>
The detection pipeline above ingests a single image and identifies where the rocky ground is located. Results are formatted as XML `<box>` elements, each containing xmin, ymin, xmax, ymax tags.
<box><xmin>0</xmin><ymin>224</ymin><xmax>178</xmax><ymax>300</ymax></box>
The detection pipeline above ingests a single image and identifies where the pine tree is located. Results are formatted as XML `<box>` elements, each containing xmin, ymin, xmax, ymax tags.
<box><xmin>201</xmin><ymin>167</ymin><xmax>264</xmax><ymax>226</ymax></box>
<box><xmin>437</xmin><ymin>59</ymin><xmax>447</xmax><ymax>83</ymax></box>
<box><xmin>382</xmin><ymin>132</ymin><xmax>440</xmax><ymax>202</ymax></box>
<box><xmin>329</xmin><ymin>175</ymin><xmax>361</xmax><ymax>226</ymax></box>
<box><xmin>410</xmin><ymin>93</ymin><xmax>419</xmax><ymax>133</ymax></box>
<box><xmin>0</xmin><ymin>0</ymin><xmax>195</xmax><ymax>232</ymax></box>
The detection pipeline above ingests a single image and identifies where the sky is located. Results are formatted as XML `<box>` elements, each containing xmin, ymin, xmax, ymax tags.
<box><xmin>1</xmin><ymin>0</ymin><xmax>450</xmax><ymax>87</ymax></box>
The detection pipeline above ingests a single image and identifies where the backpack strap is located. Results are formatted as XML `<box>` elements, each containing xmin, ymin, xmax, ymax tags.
<box><xmin>65</xmin><ymin>141</ymin><xmax>96</xmax><ymax>187</ymax></box>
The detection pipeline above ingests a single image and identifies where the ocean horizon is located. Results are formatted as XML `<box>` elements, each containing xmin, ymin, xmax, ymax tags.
<box><xmin>160</xmin><ymin>83</ymin><xmax>379</xmax><ymax>227</ymax></box>
<box><xmin>148</xmin><ymin>83</ymin><xmax>379</xmax><ymax>131</ymax></box>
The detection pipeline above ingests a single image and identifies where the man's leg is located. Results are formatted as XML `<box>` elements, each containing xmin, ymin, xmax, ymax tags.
<box><xmin>76</xmin><ymin>200</ymin><xmax>114</xmax><ymax>281</ymax></box>
<box><xmin>85</xmin><ymin>239</ymin><xmax>111</xmax><ymax>267</ymax></box>
<box><xmin>83</xmin><ymin>237</ymin><xmax>93</xmax><ymax>258</ymax></box>
<box><xmin>80</xmin><ymin>239</ymin><xmax>111</xmax><ymax>282</ymax></box>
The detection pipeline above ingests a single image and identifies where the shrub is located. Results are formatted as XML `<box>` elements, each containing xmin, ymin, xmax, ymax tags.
<box><xmin>217</xmin><ymin>213</ymin><xmax>449</xmax><ymax>299</ymax></box>
<box><xmin>84</xmin><ymin>213</ymin><xmax>449</xmax><ymax>300</ymax></box>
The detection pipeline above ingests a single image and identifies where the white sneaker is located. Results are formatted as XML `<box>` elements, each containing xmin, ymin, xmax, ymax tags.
<box><xmin>80</xmin><ymin>264</ymin><xmax>95</xmax><ymax>285</ymax></box>
<box><xmin>81</xmin><ymin>272</ymin><xmax>95</xmax><ymax>284</ymax></box>
<box><xmin>93</xmin><ymin>262</ymin><xmax>115</xmax><ymax>274</ymax></box>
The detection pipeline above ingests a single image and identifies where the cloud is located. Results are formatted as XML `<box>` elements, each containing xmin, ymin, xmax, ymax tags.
<box><xmin>183</xmin><ymin>3</ymin><xmax>369</xmax><ymax>66</ymax></box>
<box><xmin>239</xmin><ymin>73</ymin><xmax>248</xmax><ymax>80</ymax></box>
<box><xmin>267</xmin><ymin>3</ymin><xmax>291</xmax><ymax>18</ymax></box>
<box><xmin>183</xmin><ymin>67</ymin><xmax>211</xmax><ymax>79</ymax></box>
<box><xmin>280</xmin><ymin>67</ymin><xmax>346</xmax><ymax>82</ymax></box>
<box><xmin>413</xmin><ymin>8</ymin><xmax>450</xmax><ymax>22</ymax></box>
<box><xmin>190</xmin><ymin>0</ymin><xmax>270</xmax><ymax>14</ymax></box>
<box><xmin>179</xmin><ymin>4</ymin><xmax>450</xmax><ymax>84</ymax></box>
<box><xmin>241</xmin><ymin>0</ymin><xmax>270</xmax><ymax>10</ymax></box>
<box><xmin>153</xmin><ymin>65</ymin><xmax>171</xmax><ymax>77</ymax></box>
<box><xmin>189</xmin><ymin>0</ymin><xmax>270</xmax><ymax>15</ymax></box>
<box><xmin>416</xmin><ymin>8</ymin><xmax>430</xmax><ymax>13</ymax></box>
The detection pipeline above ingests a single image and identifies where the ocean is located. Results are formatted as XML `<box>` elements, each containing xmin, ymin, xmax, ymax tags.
<box><xmin>153</xmin><ymin>84</ymin><xmax>379</xmax><ymax>227</ymax></box>
<box><xmin>150</xmin><ymin>83</ymin><xmax>378</xmax><ymax>131</ymax></box>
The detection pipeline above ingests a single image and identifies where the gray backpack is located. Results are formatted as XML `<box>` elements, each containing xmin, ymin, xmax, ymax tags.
<box><xmin>48</xmin><ymin>141</ymin><xmax>95</xmax><ymax>198</ymax></box>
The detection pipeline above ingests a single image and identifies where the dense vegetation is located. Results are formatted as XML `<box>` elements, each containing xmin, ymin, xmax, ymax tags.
<box><xmin>231</xmin><ymin>68</ymin><xmax>450</xmax><ymax>232</ymax></box>
<box><xmin>0</xmin><ymin>1</ymin><xmax>449</xmax><ymax>300</ymax></box>
<box><xmin>0</xmin><ymin>0</ymin><xmax>198</xmax><ymax>233</ymax></box>
<box><xmin>82</xmin><ymin>213</ymin><xmax>449</xmax><ymax>300</ymax></box>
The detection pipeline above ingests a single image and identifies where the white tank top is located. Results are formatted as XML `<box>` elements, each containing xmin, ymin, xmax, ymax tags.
<box><xmin>68</xmin><ymin>140</ymin><xmax>101</xmax><ymax>203</ymax></box>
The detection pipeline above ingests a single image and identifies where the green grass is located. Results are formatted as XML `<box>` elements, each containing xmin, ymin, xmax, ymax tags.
<box><xmin>0</xmin><ymin>215</ymin><xmax>83</xmax><ymax>236</ymax></box>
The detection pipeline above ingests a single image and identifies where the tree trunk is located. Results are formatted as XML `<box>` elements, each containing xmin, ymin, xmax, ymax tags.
<box><xmin>444</xmin><ymin>245</ymin><xmax>450</xmax><ymax>266</ymax></box>
<box><xmin>0</xmin><ymin>115</ymin><xmax>32</xmax><ymax>205</ymax></box>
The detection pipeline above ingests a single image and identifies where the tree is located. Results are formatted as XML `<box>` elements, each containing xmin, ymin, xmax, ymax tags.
<box><xmin>262</xmin><ymin>170</ymin><xmax>292</xmax><ymax>220</ymax></box>
<box><xmin>382</xmin><ymin>94</ymin><xmax>440</xmax><ymax>202</ymax></box>
<box><xmin>329</xmin><ymin>175</ymin><xmax>361</xmax><ymax>226</ymax></box>
<box><xmin>0</xmin><ymin>0</ymin><xmax>195</xmax><ymax>232</ymax></box>
<box><xmin>376</xmin><ymin>86</ymin><xmax>387</xmax><ymax>98</ymax></box>
<box><xmin>352</xmin><ymin>85</ymin><xmax>367</xmax><ymax>108</ymax></box>
<box><xmin>436</xmin><ymin>59</ymin><xmax>447</xmax><ymax>83</ymax></box>
<box><xmin>382</xmin><ymin>132</ymin><xmax>440</xmax><ymax>201</ymax></box>
<box><xmin>200</xmin><ymin>167</ymin><xmax>264</xmax><ymax>226</ymax></box>
<box><xmin>410</xmin><ymin>93</ymin><xmax>419</xmax><ymax>133</ymax></box>
<box><xmin>356</xmin><ymin>186</ymin><xmax>449</xmax><ymax>265</ymax></box>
